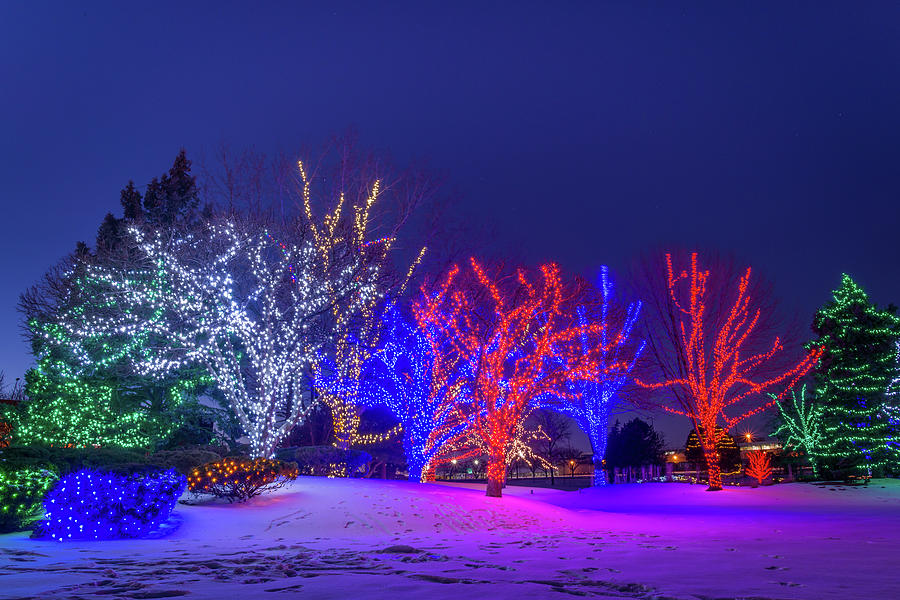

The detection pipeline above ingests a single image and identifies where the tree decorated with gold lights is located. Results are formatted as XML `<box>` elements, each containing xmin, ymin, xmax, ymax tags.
<box><xmin>810</xmin><ymin>275</ymin><xmax>900</xmax><ymax>477</ymax></box>
<box><xmin>637</xmin><ymin>253</ymin><xmax>822</xmax><ymax>490</ymax></box>
<box><xmin>41</xmin><ymin>220</ymin><xmax>378</xmax><ymax>458</ymax></box>
<box><xmin>293</xmin><ymin>159</ymin><xmax>426</xmax><ymax>454</ymax></box>
<box><xmin>413</xmin><ymin>259</ymin><xmax>608</xmax><ymax>497</ymax></box>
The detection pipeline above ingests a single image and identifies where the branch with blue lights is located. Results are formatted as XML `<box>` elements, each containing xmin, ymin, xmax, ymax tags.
<box><xmin>316</xmin><ymin>301</ymin><xmax>473</xmax><ymax>482</ymax></box>
<box><xmin>40</xmin><ymin>220</ymin><xmax>379</xmax><ymax>458</ymax></box>
<box><xmin>537</xmin><ymin>266</ymin><xmax>645</xmax><ymax>486</ymax></box>
<box><xmin>885</xmin><ymin>342</ymin><xmax>900</xmax><ymax>469</ymax></box>
<box><xmin>811</xmin><ymin>275</ymin><xmax>900</xmax><ymax>477</ymax></box>
<box><xmin>412</xmin><ymin>259</ymin><xmax>612</xmax><ymax>497</ymax></box>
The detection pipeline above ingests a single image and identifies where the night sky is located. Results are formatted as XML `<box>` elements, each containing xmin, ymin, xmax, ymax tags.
<box><xmin>2</xmin><ymin>3</ymin><xmax>899</xmax><ymax>443</ymax></box>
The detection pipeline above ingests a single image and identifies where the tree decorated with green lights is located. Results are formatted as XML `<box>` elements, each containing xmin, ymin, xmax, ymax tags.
<box><xmin>811</xmin><ymin>274</ymin><xmax>900</xmax><ymax>478</ymax></box>
<box><xmin>772</xmin><ymin>383</ymin><xmax>824</xmax><ymax>477</ymax></box>
<box><xmin>8</xmin><ymin>151</ymin><xmax>217</xmax><ymax>450</ymax></box>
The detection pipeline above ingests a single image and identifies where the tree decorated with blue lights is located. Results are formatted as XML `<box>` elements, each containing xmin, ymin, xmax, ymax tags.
<box><xmin>538</xmin><ymin>266</ymin><xmax>645</xmax><ymax>486</ymax></box>
<box><xmin>811</xmin><ymin>274</ymin><xmax>900</xmax><ymax>478</ymax></box>
<box><xmin>316</xmin><ymin>301</ymin><xmax>472</xmax><ymax>482</ymax></box>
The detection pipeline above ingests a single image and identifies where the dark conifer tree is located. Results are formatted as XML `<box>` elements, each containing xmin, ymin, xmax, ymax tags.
<box><xmin>120</xmin><ymin>181</ymin><xmax>143</xmax><ymax>221</ymax></box>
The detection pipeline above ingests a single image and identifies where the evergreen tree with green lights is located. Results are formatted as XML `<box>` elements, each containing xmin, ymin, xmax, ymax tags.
<box><xmin>8</xmin><ymin>151</ymin><xmax>217</xmax><ymax>450</ymax></box>
<box><xmin>811</xmin><ymin>274</ymin><xmax>900</xmax><ymax>478</ymax></box>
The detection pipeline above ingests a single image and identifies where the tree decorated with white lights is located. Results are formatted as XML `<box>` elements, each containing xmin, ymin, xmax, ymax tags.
<box><xmin>41</xmin><ymin>220</ymin><xmax>378</xmax><ymax>458</ymax></box>
<box><xmin>811</xmin><ymin>275</ymin><xmax>900</xmax><ymax>477</ymax></box>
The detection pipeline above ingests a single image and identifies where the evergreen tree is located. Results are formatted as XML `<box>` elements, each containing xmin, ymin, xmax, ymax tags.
<box><xmin>683</xmin><ymin>427</ymin><xmax>741</xmax><ymax>474</ymax></box>
<box><xmin>142</xmin><ymin>150</ymin><xmax>199</xmax><ymax>227</ymax></box>
<box><xmin>605</xmin><ymin>418</ymin><xmax>664</xmax><ymax>471</ymax></box>
<box><xmin>811</xmin><ymin>274</ymin><xmax>900</xmax><ymax>478</ymax></box>
<box><xmin>120</xmin><ymin>181</ymin><xmax>143</xmax><ymax>221</ymax></box>
<box><xmin>95</xmin><ymin>213</ymin><xmax>122</xmax><ymax>253</ymax></box>
<box><xmin>15</xmin><ymin>151</ymin><xmax>212</xmax><ymax>451</ymax></box>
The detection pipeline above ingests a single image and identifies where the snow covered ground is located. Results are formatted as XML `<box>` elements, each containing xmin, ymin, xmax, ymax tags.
<box><xmin>2</xmin><ymin>477</ymin><xmax>898</xmax><ymax>599</ymax></box>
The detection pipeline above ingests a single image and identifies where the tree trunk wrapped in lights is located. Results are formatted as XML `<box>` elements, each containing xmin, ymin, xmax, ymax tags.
<box><xmin>636</xmin><ymin>252</ymin><xmax>822</xmax><ymax>491</ymax></box>
<box><xmin>413</xmin><ymin>259</ymin><xmax>608</xmax><ymax>497</ymax></box>
<box><xmin>773</xmin><ymin>383</ymin><xmax>824</xmax><ymax>477</ymax></box>
<box><xmin>40</xmin><ymin>220</ymin><xmax>378</xmax><ymax>458</ymax></box>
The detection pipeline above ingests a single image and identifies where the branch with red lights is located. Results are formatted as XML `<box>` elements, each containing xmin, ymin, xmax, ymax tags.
<box><xmin>412</xmin><ymin>258</ymin><xmax>607</xmax><ymax>497</ymax></box>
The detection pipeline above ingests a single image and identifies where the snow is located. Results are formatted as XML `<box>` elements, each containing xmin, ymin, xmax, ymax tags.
<box><xmin>2</xmin><ymin>477</ymin><xmax>899</xmax><ymax>599</ymax></box>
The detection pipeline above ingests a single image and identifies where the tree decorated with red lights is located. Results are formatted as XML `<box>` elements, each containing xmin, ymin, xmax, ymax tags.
<box><xmin>746</xmin><ymin>449</ymin><xmax>772</xmax><ymax>485</ymax></box>
<box><xmin>637</xmin><ymin>253</ymin><xmax>822</xmax><ymax>491</ymax></box>
<box><xmin>413</xmin><ymin>259</ymin><xmax>606</xmax><ymax>497</ymax></box>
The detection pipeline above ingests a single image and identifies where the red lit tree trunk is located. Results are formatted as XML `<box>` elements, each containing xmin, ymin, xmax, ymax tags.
<box><xmin>635</xmin><ymin>252</ymin><xmax>822</xmax><ymax>491</ymax></box>
<box><xmin>486</xmin><ymin>446</ymin><xmax>508</xmax><ymax>497</ymax></box>
<box><xmin>699</xmin><ymin>432</ymin><xmax>723</xmax><ymax>491</ymax></box>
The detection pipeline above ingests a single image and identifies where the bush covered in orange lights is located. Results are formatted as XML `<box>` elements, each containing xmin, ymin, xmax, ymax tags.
<box><xmin>187</xmin><ymin>457</ymin><xmax>299</xmax><ymax>502</ymax></box>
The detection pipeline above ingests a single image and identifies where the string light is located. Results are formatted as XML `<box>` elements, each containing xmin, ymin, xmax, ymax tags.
<box><xmin>295</xmin><ymin>161</ymin><xmax>426</xmax><ymax>453</ymax></box>
<box><xmin>810</xmin><ymin>274</ymin><xmax>900</xmax><ymax>476</ymax></box>
<box><xmin>316</xmin><ymin>301</ymin><xmax>471</xmax><ymax>482</ymax></box>
<box><xmin>745</xmin><ymin>449</ymin><xmax>772</xmax><ymax>485</ymax></box>
<box><xmin>9</xmin><ymin>355</ymin><xmax>191</xmax><ymax>448</ymax></box>
<box><xmin>772</xmin><ymin>384</ymin><xmax>823</xmax><ymax>477</ymax></box>
<box><xmin>37</xmin><ymin>468</ymin><xmax>185</xmax><ymax>541</ymax></box>
<box><xmin>187</xmin><ymin>457</ymin><xmax>298</xmax><ymax>501</ymax></box>
<box><xmin>637</xmin><ymin>253</ymin><xmax>822</xmax><ymax>491</ymax></box>
<box><xmin>539</xmin><ymin>266</ymin><xmax>645</xmax><ymax>486</ymax></box>
<box><xmin>40</xmin><ymin>221</ymin><xmax>378</xmax><ymax>458</ymax></box>
<box><xmin>0</xmin><ymin>467</ymin><xmax>57</xmax><ymax>532</ymax></box>
<box><xmin>413</xmin><ymin>259</ymin><xmax>615</xmax><ymax>497</ymax></box>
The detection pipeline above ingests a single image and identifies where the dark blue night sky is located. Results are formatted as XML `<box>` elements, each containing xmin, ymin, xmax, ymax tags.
<box><xmin>2</xmin><ymin>1</ymin><xmax>899</xmax><ymax>405</ymax></box>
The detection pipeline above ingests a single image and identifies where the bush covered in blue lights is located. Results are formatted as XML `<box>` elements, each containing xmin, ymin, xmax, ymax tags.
<box><xmin>36</xmin><ymin>468</ymin><xmax>186</xmax><ymax>541</ymax></box>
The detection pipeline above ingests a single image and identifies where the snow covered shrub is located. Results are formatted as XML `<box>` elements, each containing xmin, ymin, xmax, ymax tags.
<box><xmin>35</xmin><ymin>468</ymin><xmax>186</xmax><ymax>541</ymax></box>
<box><xmin>187</xmin><ymin>457</ymin><xmax>299</xmax><ymax>502</ymax></box>
<box><xmin>0</xmin><ymin>466</ymin><xmax>57</xmax><ymax>533</ymax></box>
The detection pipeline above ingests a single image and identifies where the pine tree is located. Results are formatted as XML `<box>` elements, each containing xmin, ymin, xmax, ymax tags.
<box><xmin>95</xmin><ymin>213</ymin><xmax>122</xmax><ymax>253</ymax></box>
<box><xmin>120</xmin><ymin>181</ymin><xmax>143</xmax><ymax>221</ymax></box>
<box><xmin>142</xmin><ymin>150</ymin><xmax>199</xmax><ymax>227</ymax></box>
<box><xmin>811</xmin><ymin>274</ymin><xmax>900</xmax><ymax>478</ymax></box>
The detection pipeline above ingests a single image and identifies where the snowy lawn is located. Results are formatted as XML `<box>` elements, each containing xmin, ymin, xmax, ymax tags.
<box><xmin>1</xmin><ymin>477</ymin><xmax>898</xmax><ymax>599</ymax></box>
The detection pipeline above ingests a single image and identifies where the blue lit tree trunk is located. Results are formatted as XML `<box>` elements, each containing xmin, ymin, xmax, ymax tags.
<box><xmin>541</xmin><ymin>266</ymin><xmax>645</xmax><ymax>487</ymax></box>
